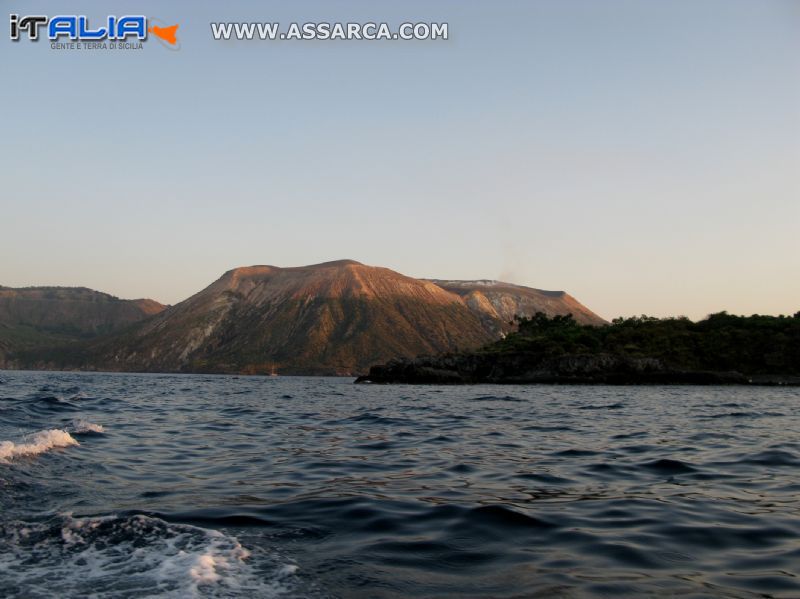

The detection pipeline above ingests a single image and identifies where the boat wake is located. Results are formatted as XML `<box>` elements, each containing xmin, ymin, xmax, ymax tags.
<box><xmin>0</xmin><ymin>513</ymin><xmax>300</xmax><ymax>598</ymax></box>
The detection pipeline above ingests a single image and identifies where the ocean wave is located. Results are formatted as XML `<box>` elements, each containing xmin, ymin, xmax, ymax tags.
<box><xmin>469</xmin><ymin>395</ymin><xmax>526</xmax><ymax>402</ymax></box>
<box><xmin>339</xmin><ymin>413</ymin><xmax>412</xmax><ymax>426</ymax></box>
<box><xmin>38</xmin><ymin>384</ymin><xmax>81</xmax><ymax>395</ymax></box>
<box><xmin>0</xmin><ymin>429</ymin><xmax>79</xmax><ymax>462</ymax></box>
<box><xmin>579</xmin><ymin>402</ymin><xmax>625</xmax><ymax>410</ymax></box>
<box><xmin>22</xmin><ymin>395</ymin><xmax>81</xmax><ymax>413</ymax></box>
<box><xmin>69</xmin><ymin>419</ymin><xmax>106</xmax><ymax>435</ymax></box>
<box><xmin>731</xmin><ymin>448</ymin><xmax>800</xmax><ymax>467</ymax></box>
<box><xmin>0</xmin><ymin>514</ymin><xmax>299</xmax><ymax>598</ymax></box>
<box><xmin>640</xmin><ymin>458</ymin><xmax>697</xmax><ymax>474</ymax></box>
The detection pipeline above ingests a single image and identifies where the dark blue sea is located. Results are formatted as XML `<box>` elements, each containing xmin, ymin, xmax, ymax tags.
<box><xmin>1</xmin><ymin>371</ymin><xmax>800</xmax><ymax>598</ymax></box>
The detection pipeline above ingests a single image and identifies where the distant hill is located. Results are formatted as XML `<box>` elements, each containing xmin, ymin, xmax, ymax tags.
<box><xmin>3</xmin><ymin>261</ymin><xmax>604</xmax><ymax>375</ymax></box>
<box><xmin>0</xmin><ymin>286</ymin><xmax>166</xmax><ymax>366</ymax></box>
<box><xmin>430</xmin><ymin>279</ymin><xmax>605</xmax><ymax>333</ymax></box>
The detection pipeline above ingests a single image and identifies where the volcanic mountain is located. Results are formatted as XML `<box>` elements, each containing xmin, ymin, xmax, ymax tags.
<box><xmin>5</xmin><ymin>261</ymin><xmax>605</xmax><ymax>375</ymax></box>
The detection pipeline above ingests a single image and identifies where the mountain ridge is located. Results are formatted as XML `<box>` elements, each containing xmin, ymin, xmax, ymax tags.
<box><xmin>2</xmin><ymin>261</ymin><xmax>605</xmax><ymax>375</ymax></box>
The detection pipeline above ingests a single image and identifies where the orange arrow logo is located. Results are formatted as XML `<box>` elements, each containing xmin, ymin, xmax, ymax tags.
<box><xmin>149</xmin><ymin>24</ymin><xmax>179</xmax><ymax>45</ymax></box>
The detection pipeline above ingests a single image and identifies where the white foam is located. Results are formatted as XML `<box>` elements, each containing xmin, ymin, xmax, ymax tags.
<box><xmin>0</xmin><ymin>429</ymin><xmax>79</xmax><ymax>461</ymax></box>
<box><xmin>70</xmin><ymin>419</ymin><xmax>105</xmax><ymax>434</ymax></box>
<box><xmin>0</xmin><ymin>514</ymin><xmax>301</xmax><ymax>598</ymax></box>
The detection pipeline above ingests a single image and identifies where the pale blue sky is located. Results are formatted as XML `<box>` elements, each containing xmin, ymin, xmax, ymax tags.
<box><xmin>2</xmin><ymin>0</ymin><xmax>798</xmax><ymax>320</ymax></box>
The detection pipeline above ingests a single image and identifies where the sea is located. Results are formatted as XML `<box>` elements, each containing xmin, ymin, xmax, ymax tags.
<box><xmin>1</xmin><ymin>371</ymin><xmax>799</xmax><ymax>598</ymax></box>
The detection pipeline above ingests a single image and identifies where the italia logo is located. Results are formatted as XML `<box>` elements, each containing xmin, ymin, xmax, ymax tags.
<box><xmin>9</xmin><ymin>14</ymin><xmax>179</xmax><ymax>49</ymax></box>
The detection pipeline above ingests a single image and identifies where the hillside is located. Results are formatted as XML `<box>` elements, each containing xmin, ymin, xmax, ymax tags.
<box><xmin>0</xmin><ymin>286</ymin><xmax>166</xmax><ymax>365</ymax></box>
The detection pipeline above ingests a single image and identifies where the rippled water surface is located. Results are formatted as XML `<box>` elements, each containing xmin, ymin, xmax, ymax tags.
<box><xmin>1</xmin><ymin>371</ymin><xmax>800</xmax><ymax>597</ymax></box>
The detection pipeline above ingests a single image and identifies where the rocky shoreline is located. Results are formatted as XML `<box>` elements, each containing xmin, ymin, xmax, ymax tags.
<box><xmin>355</xmin><ymin>352</ymin><xmax>800</xmax><ymax>386</ymax></box>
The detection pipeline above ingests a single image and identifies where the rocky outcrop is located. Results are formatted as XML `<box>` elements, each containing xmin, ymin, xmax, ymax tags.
<box><xmin>355</xmin><ymin>352</ymin><xmax>789</xmax><ymax>385</ymax></box>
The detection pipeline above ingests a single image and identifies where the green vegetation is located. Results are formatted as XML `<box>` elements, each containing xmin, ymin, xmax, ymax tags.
<box><xmin>486</xmin><ymin>311</ymin><xmax>800</xmax><ymax>375</ymax></box>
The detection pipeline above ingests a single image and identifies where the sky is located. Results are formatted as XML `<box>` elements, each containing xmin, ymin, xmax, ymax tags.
<box><xmin>2</xmin><ymin>0</ymin><xmax>798</xmax><ymax>321</ymax></box>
